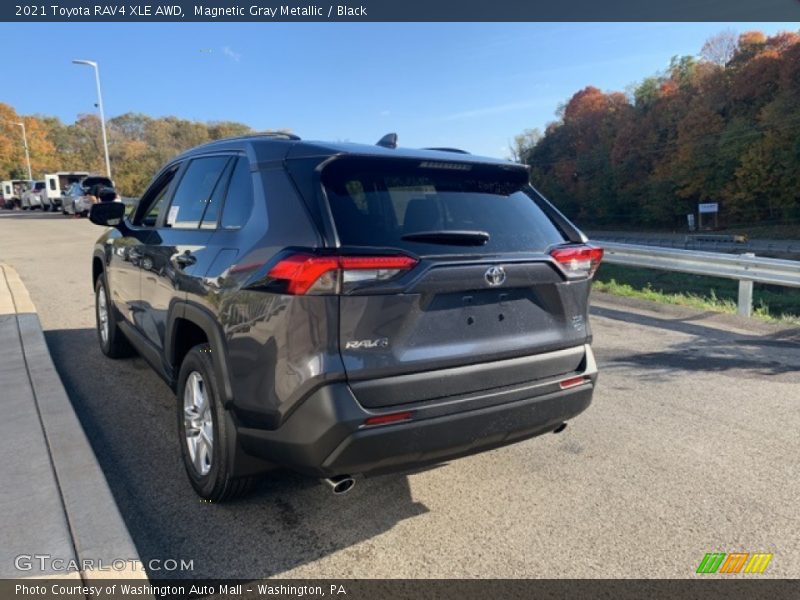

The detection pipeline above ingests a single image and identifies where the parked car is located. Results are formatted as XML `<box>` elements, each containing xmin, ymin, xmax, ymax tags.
<box><xmin>89</xmin><ymin>133</ymin><xmax>602</xmax><ymax>502</ymax></box>
<box><xmin>44</xmin><ymin>171</ymin><xmax>90</xmax><ymax>211</ymax></box>
<box><xmin>21</xmin><ymin>181</ymin><xmax>47</xmax><ymax>210</ymax></box>
<box><xmin>62</xmin><ymin>175</ymin><xmax>114</xmax><ymax>216</ymax></box>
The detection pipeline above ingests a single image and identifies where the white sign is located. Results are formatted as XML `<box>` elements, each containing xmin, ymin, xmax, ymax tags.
<box><xmin>698</xmin><ymin>202</ymin><xmax>719</xmax><ymax>214</ymax></box>
<box><xmin>167</xmin><ymin>205</ymin><xmax>179</xmax><ymax>225</ymax></box>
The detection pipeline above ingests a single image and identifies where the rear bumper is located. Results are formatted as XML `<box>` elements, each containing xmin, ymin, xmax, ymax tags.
<box><xmin>74</xmin><ymin>197</ymin><xmax>93</xmax><ymax>212</ymax></box>
<box><xmin>237</xmin><ymin>345</ymin><xmax>597</xmax><ymax>478</ymax></box>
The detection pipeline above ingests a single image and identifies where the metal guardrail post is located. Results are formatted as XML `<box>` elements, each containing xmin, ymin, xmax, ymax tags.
<box><xmin>737</xmin><ymin>253</ymin><xmax>755</xmax><ymax>317</ymax></box>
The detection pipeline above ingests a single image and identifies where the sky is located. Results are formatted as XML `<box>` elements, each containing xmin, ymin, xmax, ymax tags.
<box><xmin>1</xmin><ymin>22</ymin><xmax>797</xmax><ymax>158</ymax></box>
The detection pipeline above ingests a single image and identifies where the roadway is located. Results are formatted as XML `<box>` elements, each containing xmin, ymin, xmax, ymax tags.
<box><xmin>2</xmin><ymin>210</ymin><xmax>798</xmax><ymax>578</ymax></box>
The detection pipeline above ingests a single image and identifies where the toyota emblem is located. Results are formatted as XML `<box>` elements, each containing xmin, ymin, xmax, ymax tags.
<box><xmin>485</xmin><ymin>266</ymin><xmax>506</xmax><ymax>287</ymax></box>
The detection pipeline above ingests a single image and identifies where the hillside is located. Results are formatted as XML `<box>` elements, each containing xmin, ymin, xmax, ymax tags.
<box><xmin>515</xmin><ymin>30</ymin><xmax>800</xmax><ymax>230</ymax></box>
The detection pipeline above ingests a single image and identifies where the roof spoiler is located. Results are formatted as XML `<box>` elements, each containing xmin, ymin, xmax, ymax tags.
<box><xmin>423</xmin><ymin>147</ymin><xmax>470</xmax><ymax>155</ymax></box>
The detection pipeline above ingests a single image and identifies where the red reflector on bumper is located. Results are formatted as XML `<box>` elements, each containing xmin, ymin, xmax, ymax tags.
<box><xmin>363</xmin><ymin>411</ymin><xmax>413</xmax><ymax>427</ymax></box>
<box><xmin>559</xmin><ymin>376</ymin><xmax>589</xmax><ymax>390</ymax></box>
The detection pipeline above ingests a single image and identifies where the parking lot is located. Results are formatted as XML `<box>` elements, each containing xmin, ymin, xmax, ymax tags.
<box><xmin>2</xmin><ymin>210</ymin><xmax>799</xmax><ymax>578</ymax></box>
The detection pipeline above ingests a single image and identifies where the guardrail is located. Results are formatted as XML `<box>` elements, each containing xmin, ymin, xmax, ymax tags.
<box><xmin>598</xmin><ymin>242</ymin><xmax>800</xmax><ymax>317</ymax></box>
<box><xmin>590</xmin><ymin>233</ymin><xmax>800</xmax><ymax>258</ymax></box>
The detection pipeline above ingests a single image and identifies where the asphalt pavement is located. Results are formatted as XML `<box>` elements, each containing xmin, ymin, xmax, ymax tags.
<box><xmin>2</xmin><ymin>210</ymin><xmax>799</xmax><ymax>578</ymax></box>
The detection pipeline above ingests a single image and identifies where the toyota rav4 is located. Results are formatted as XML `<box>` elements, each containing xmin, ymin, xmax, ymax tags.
<box><xmin>90</xmin><ymin>133</ymin><xmax>602</xmax><ymax>502</ymax></box>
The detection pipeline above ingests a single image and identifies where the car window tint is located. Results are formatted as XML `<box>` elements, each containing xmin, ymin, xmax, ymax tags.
<box><xmin>138</xmin><ymin>167</ymin><xmax>179</xmax><ymax>227</ymax></box>
<box><xmin>220</xmin><ymin>158</ymin><xmax>254</xmax><ymax>229</ymax></box>
<box><xmin>200</xmin><ymin>159</ymin><xmax>235</xmax><ymax>229</ymax></box>
<box><xmin>142</xmin><ymin>182</ymin><xmax>172</xmax><ymax>227</ymax></box>
<box><xmin>168</xmin><ymin>156</ymin><xmax>230</xmax><ymax>229</ymax></box>
<box><xmin>322</xmin><ymin>158</ymin><xmax>566</xmax><ymax>255</ymax></box>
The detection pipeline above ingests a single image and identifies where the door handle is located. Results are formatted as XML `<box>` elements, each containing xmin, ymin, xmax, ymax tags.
<box><xmin>174</xmin><ymin>252</ymin><xmax>197</xmax><ymax>268</ymax></box>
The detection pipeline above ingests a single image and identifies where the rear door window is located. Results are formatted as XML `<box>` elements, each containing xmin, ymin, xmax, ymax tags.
<box><xmin>220</xmin><ymin>158</ymin><xmax>254</xmax><ymax>229</ymax></box>
<box><xmin>321</xmin><ymin>158</ymin><xmax>565</xmax><ymax>255</ymax></box>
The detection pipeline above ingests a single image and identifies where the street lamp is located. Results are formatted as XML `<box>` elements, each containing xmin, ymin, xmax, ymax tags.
<box><xmin>72</xmin><ymin>59</ymin><xmax>111</xmax><ymax>179</ymax></box>
<box><xmin>2</xmin><ymin>119</ymin><xmax>33</xmax><ymax>180</ymax></box>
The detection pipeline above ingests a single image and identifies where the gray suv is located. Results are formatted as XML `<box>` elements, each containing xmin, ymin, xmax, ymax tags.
<box><xmin>89</xmin><ymin>133</ymin><xmax>602</xmax><ymax>502</ymax></box>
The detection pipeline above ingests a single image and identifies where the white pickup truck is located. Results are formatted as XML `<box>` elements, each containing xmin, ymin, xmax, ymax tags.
<box><xmin>2</xmin><ymin>179</ymin><xmax>34</xmax><ymax>209</ymax></box>
<box><xmin>44</xmin><ymin>172</ymin><xmax>90</xmax><ymax>211</ymax></box>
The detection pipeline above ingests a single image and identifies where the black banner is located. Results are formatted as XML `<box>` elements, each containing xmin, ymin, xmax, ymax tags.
<box><xmin>3</xmin><ymin>0</ymin><xmax>800</xmax><ymax>22</ymax></box>
<box><xmin>3</xmin><ymin>579</ymin><xmax>800</xmax><ymax>600</ymax></box>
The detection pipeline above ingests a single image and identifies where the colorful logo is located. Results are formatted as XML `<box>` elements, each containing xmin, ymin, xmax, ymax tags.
<box><xmin>696</xmin><ymin>552</ymin><xmax>773</xmax><ymax>574</ymax></box>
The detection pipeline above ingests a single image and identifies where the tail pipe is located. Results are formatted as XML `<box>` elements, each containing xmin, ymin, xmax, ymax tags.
<box><xmin>324</xmin><ymin>475</ymin><xmax>356</xmax><ymax>495</ymax></box>
<box><xmin>553</xmin><ymin>422</ymin><xmax>567</xmax><ymax>434</ymax></box>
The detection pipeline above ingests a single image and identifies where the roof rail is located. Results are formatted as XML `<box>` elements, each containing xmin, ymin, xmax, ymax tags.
<box><xmin>247</xmin><ymin>131</ymin><xmax>301</xmax><ymax>141</ymax></box>
<box><xmin>423</xmin><ymin>147</ymin><xmax>471</xmax><ymax>154</ymax></box>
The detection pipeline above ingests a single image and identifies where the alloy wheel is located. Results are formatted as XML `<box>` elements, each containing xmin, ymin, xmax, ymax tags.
<box><xmin>183</xmin><ymin>371</ymin><xmax>214</xmax><ymax>476</ymax></box>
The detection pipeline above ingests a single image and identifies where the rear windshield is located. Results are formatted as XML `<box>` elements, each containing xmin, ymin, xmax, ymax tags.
<box><xmin>321</xmin><ymin>158</ymin><xmax>565</xmax><ymax>255</ymax></box>
<box><xmin>83</xmin><ymin>177</ymin><xmax>112</xmax><ymax>189</ymax></box>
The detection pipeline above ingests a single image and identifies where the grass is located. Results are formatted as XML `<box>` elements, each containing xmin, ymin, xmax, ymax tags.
<box><xmin>593</xmin><ymin>264</ymin><xmax>800</xmax><ymax>326</ymax></box>
<box><xmin>722</xmin><ymin>223</ymin><xmax>800</xmax><ymax>240</ymax></box>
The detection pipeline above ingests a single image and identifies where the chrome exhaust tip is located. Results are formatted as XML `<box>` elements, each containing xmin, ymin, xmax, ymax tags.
<box><xmin>324</xmin><ymin>475</ymin><xmax>356</xmax><ymax>495</ymax></box>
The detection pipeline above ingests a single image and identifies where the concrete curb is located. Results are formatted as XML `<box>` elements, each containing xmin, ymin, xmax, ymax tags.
<box><xmin>0</xmin><ymin>263</ymin><xmax>146</xmax><ymax>582</ymax></box>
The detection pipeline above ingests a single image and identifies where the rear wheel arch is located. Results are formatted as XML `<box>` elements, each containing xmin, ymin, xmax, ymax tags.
<box><xmin>92</xmin><ymin>255</ymin><xmax>104</xmax><ymax>287</ymax></box>
<box><xmin>167</xmin><ymin>303</ymin><xmax>235</xmax><ymax>407</ymax></box>
<box><xmin>171</xmin><ymin>318</ymin><xmax>209</xmax><ymax>375</ymax></box>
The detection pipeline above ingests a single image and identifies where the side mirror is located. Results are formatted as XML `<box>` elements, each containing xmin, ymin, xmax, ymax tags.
<box><xmin>89</xmin><ymin>201</ymin><xmax>127</xmax><ymax>229</ymax></box>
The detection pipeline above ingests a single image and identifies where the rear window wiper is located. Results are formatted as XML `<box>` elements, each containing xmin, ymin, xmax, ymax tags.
<box><xmin>401</xmin><ymin>230</ymin><xmax>490</xmax><ymax>246</ymax></box>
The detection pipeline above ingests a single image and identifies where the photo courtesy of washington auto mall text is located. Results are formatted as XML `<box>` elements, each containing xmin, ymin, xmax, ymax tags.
<box><xmin>14</xmin><ymin>583</ymin><xmax>347</xmax><ymax>598</ymax></box>
<box><xmin>2</xmin><ymin>0</ymin><xmax>800</xmax><ymax>599</ymax></box>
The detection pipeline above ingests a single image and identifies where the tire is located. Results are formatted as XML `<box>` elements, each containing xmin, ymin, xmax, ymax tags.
<box><xmin>94</xmin><ymin>276</ymin><xmax>134</xmax><ymax>358</ymax></box>
<box><xmin>177</xmin><ymin>344</ymin><xmax>257</xmax><ymax>502</ymax></box>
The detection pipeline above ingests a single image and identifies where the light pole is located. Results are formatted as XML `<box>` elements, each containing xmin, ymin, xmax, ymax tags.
<box><xmin>72</xmin><ymin>59</ymin><xmax>111</xmax><ymax>179</ymax></box>
<box><xmin>17</xmin><ymin>121</ymin><xmax>32</xmax><ymax>180</ymax></box>
<box><xmin>2</xmin><ymin>120</ymin><xmax>32</xmax><ymax>180</ymax></box>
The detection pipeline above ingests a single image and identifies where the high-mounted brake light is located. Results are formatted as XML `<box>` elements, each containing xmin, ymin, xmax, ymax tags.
<box><xmin>550</xmin><ymin>244</ymin><xmax>604</xmax><ymax>278</ymax></box>
<box><xmin>267</xmin><ymin>253</ymin><xmax>418</xmax><ymax>295</ymax></box>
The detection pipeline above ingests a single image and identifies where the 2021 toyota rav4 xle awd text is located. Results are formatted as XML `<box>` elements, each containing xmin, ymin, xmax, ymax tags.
<box><xmin>90</xmin><ymin>133</ymin><xmax>602</xmax><ymax>501</ymax></box>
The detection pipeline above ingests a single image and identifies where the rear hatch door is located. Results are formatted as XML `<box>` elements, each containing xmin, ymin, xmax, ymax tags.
<box><xmin>320</xmin><ymin>156</ymin><xmax>593</xmax><ymax>408</ymax></box>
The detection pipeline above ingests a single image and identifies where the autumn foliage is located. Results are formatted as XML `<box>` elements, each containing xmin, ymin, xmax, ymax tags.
<box><xmin>516</xmin><ymin>30</ymin><xmax>800</xmax><ymax>228</ymax></box>
<box><xmin>0</xmin><ymin>107</ymin><xmax>253</xmax><ymax>196</ymax></box>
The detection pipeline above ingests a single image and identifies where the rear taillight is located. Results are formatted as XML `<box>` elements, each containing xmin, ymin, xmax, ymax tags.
<box><xmin>550</xmin><ymin>244</ymin><xmax>603</xmax><ymax>278</ymax></box>
<box><xmin>267</xmin><ymin>253</ymin><xmax>418</xmax><ymax>295</ymax></box>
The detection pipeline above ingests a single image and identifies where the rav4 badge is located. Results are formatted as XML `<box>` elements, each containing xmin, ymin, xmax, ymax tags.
<box><xmin>345</xmin><ymin>338</ymin><xmax>390</xmax><ymax>350</ymax></box>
